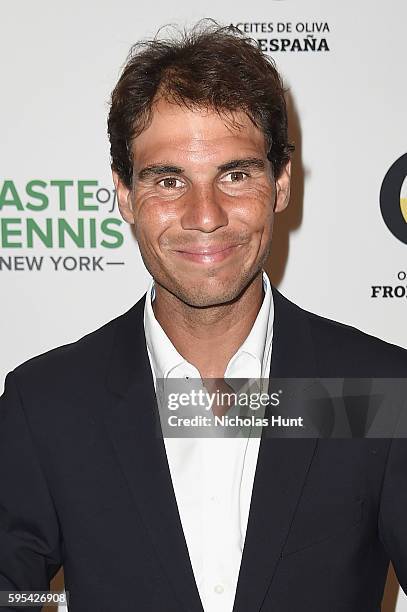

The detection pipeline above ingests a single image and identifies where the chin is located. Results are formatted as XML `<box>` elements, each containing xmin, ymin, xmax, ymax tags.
<box><xmin>173</xmin><ymin>279</ymin><xmax>246</xmax><ymax>308</ymax></box>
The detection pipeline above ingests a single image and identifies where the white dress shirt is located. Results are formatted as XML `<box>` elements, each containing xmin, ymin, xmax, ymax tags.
<box><xmin>143</xmin><ymin>270</ymin><xmax>274</xmax><ymax>612</ymax></box>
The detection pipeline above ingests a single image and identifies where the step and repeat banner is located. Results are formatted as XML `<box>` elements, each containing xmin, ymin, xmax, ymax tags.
<box><xmin>1</xmin><ymin>1</ymin><xmax>406</xmax><ymax>610</ymax></box>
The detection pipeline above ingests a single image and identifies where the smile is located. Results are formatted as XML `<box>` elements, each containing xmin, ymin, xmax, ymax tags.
<box><xmin>173</xmin><ymin>244</ymin><xmax>241</xmax><ymax>264</ymax></box>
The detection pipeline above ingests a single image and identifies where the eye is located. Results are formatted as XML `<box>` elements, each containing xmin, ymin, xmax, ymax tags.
<box><xmin>158</xmin><ymin>177</ymin><xmax>184</xmax><ymax>189</ymax></box>
<box><xmin>221</xmin><ymin>171</ymin><xmax>249</xmax><ymax>183</ymax></box>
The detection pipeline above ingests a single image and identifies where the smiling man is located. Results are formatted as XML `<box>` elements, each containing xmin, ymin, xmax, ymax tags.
<box><xmin>1</xmin><ymin>22</ymin><xmax>407</xmax><ymax>612</ymax></box>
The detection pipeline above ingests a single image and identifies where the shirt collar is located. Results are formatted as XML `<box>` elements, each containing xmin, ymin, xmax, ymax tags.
<box><xmin>144</xmin><ymin>281</ymin><xmax>191</xmax><ymax>381</ymax></box>
<box><xmin>224</xmin><ymin>271</ymin><xmax>273</xmax><ymax>380</ymax></box>
<box><xmin>144</xmin><ymin>270</ymin><xmax>274</xmax><ymax>381</ymax></box>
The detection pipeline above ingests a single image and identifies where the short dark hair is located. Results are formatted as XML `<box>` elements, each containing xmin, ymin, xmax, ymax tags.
<box><xmin>107</xmin><ymin>21</ymin><xmax>294</xmax><ymax>189</ymax></box>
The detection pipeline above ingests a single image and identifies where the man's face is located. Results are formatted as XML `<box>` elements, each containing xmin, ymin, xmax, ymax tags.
<box><xmin>114</xmin><ymin>98</ymin><xmax>291</xmax><ymax>307</ymax></box>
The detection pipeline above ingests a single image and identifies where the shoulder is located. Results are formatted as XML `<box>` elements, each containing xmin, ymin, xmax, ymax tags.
<box><xmin>273</xmin><ymin>287</ymin><xmax>407</xmax><ymax>376</ymax></box>
<box><xmin>304</xmin><ymin>302</ymin><xmax>407</xmax><ymax>376</ymax></box>
<box><xmin>7</xmin><ymin>300</ymin><xmax>142</xmax><ymax>394</ymax></box>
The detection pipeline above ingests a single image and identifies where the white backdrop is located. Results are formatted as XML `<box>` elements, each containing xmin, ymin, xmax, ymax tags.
<box><xmin>1</xmin><ymin>1</ymin><xmax>406</xmax><ymax>610</ymax></box>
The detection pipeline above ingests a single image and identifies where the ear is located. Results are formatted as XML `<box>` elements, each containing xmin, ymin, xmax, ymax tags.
<box><xmin>112</xmin><ymin>170</ymin><xmax>135</xmax><ymax>224</ymax></box>
<box><xmin>274</xmin><ymin>160</ymin><xmax>291</xmax><ymax>213</ymax></box>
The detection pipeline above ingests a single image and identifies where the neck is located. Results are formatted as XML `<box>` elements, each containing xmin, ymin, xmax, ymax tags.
<box><xmin>152</xmin><ymin>272</ymin><xmax>264</xmax><ymax>378</ymax></box>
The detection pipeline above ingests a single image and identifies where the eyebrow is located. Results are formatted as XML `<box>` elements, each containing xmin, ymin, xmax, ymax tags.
<box><xmin>217</xmin><ymin>157</ymin><xmax>266</xmax><ymax>173</ymax></box>
<box><xmin>137</xmin><ymin>165</ymin><xmax>184</xmax><ymax>181</ymax></box>
<box><xmin>137</xmin><ymin>157</ymin><xmax>266</xmax><ymax>181</ymax></box>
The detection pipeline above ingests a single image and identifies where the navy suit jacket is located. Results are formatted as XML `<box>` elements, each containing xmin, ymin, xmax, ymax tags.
<box><xmin>1</xmin><ymin>285</ymin><xmax>407</xmax><ymax>611</ymax></box>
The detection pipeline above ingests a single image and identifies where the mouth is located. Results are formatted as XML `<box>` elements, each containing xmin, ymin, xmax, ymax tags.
<box><xmin>172</xmin><ymin>244</ymin><xmax>241</xmax><ymax>264</ymax></box>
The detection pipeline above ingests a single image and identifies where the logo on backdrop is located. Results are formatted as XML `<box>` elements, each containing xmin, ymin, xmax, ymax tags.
<box><xmin>370</xmin><ymin>156</ymin><xmax>407</xmax><ymax>298</ymax></box>
<box><xmin>0</xmin><ymin>179</ymin><xmax>124</xmax><ymax>272</ymax></box>
<box><xmin>232</xmin><ymin>21</ymin><xmax>331</xmax><ymax>53</ymax></box>
<box><xmin>380</xmin><ymin>153</ymin><xmax>407</xmax><ymax>245</ymax></box>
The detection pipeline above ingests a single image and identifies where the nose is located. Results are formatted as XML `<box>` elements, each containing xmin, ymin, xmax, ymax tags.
<box><xmin>180</xmin><ymin>183</ymin><xmax>228</xmax><ymax>233</ymax></box>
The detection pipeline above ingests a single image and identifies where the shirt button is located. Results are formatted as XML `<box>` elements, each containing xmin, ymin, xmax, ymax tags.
<box><xmin>214</xmin><ymin>584</ymin><xmax>224</xmax><ymax>594</ymax></box>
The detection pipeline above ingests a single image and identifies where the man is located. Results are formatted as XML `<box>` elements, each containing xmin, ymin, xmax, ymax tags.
<box><xmin>1</xmin><ymin>22</ymin><xmax>407</xmax><ymax>612</ymax></box>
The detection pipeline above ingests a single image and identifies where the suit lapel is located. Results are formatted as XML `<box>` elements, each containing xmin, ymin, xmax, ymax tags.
<box><xmin>103</xmin><ymin>285</ymin><xmax>319</xmax><ymax>612</ymax></box>
<box><xmin>103</xmin><ymin>295</ymin><xmax>204</xmax><ymax>612</ymax></box>
<box><xmin>232</xmin><ymin>286</ymin><xmax>319</xmax><ymax>612</ymax></box>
